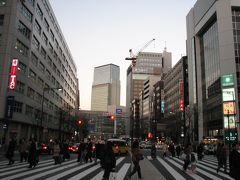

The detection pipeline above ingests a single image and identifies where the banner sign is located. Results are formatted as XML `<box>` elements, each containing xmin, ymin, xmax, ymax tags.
<box><xmin>8</xmin><ymin>58</ymin><xmax>19</xmax><ymax>90</ymax></box>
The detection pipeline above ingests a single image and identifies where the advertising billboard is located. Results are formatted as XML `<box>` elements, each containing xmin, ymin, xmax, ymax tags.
<box><xmin>223</xmin><ymin>102</ymin><xmax>236</xmax><ymax>115</ymax></box>
<box><xmin>224</xmin><ymin>115</ymin><xmax>236</xmax><ymax>129</ymax></box>
<box><xmin>222</xmin><ymin>88</ymin><xmax>235</xmax><ymax>101</ymax></box>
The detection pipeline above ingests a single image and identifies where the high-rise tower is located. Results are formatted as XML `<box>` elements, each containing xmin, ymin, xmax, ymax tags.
<box><xmin>91</xmin><ymin>64</ymin><xmax>120</xmax><ymax>111</ymax></box>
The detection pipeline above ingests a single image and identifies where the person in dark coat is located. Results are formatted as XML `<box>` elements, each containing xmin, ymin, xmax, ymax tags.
<box><xmin>197</xmin><ymin>143</ymin><xmax>204</xmax><ymax>160</ymax></box>
<box><xmin>176</xmin><ymin>144</ymin><xmax>181</xmax><ymax>158</ymax></box>
<box><xmin>62</xmin><ymin>140</ymin><xmax>70</xmax><ymax>161</ymax></box>
<box><xmin>77</xmin><ymin>140</ymin><xmax>85</xmax><ymax>163</ymax></box>
<box><xmin>6</xmin><ymin>138</ymin><xmax>16</xmax><ymax>165</ymax></box>
<box><xmin>229</xmin><ymin>143</ymin><xmax>240</xmax><ymax>180</ymax></box>
<box><xmin>19</xmin><ymin>138</ymin><xmax>28</xmax><ymax>162</ymax></box>
<box><xmin>216</xmin><ymin>143</ymin><xmax>227</xmax><ymax>173</ymax></box>
<box><xmin>168</xmin><ymin>143</ymin><xmax>175</xmax><ymax>157</ymax></box>
<box><xmin>128</xmin><ymin>141</ymin><xmax>143</xmax><ymax>179</ymax></box>
<box><xmin>100</xmin><ymin>141</ymin><xmax>116</xmax><ymax>180</ymax></box>
<box><xmin>85</xmin><ymin>139</ymin><xmax>93</xmax><ymax>163</ymax></box>
<box><xmin>28</xmin><ymin>138</ymin><xmax>37</xmax><ymax>168</ymax></box>
<box><xmin>183</xmin><ymin>143</ymin><xmax>192</xmax><ymax>171</ymax></box>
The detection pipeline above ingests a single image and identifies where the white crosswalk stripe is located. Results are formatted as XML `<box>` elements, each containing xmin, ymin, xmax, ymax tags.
<box><xmin>150</xmin><ymin>155</ymin><xmax>234</xmax><ymax>180</ymax></box>
<box><xmin>0</xmin><ymin>154</ymin><xmax>235</xmax><ymax>180</ymax></box>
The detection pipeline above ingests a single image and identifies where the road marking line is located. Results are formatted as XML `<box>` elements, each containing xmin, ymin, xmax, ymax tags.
<box><xmin>91</xmin><ymin>157</ymin><xmax>125</xmax><ymax>180</ymax></box>
<box><xmin>157</xmin><ymin>157</ymin><xmax>185</xmax><ymax>180</ymax></box>
<box><xmin>117</xmin><ymin>163</ymin><xmax>131</xmax><ymax>180</ymax></box>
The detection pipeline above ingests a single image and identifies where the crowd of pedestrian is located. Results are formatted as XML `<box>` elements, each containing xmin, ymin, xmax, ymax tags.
<box><xmin>3</xmin><ymin>137</ymin><xmax>240</xmax><ymax>180</ymax></box>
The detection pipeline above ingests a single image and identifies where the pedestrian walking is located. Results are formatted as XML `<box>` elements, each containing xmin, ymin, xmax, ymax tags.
<box><xmin>62</xmin><ymin>140</ymin><xmax>70</xmax><ymax>161</ymax></box>
<box><xmin>6</xmin><ymin>138</ymin><xmax>16</xmax><ymax>165</ymax></box>
<box><xmin>197</xmin><ymin>143</ymin><xmax>204</xmax><ymax>160</ymax></box>
<box><xmin>190</xmin><ymin>152</ymin><xmax>197</xmax><ymax>173</ymax></box>
<box><xmin>183</xmin><ymin>143</ymin><xmax>192</xmax><ymax>171</ymax></box>
<box><xmin>176</xmin><ymin>144</ymin><xmax>181</xmax><ymax>158</ymax></box>
<box><xmin>85</xmin><ymin>139</ymin><xmax>93</xmax><ymax>163</ymax></box>
<box><xmin>28</xmin><ymin>138</ymin><xmax>37</xmax><ymax>168</ymax></box>
<box><xmin>216</xmin><ymin>143</ymin><xmax>227</xmax><ymax>173</ymax></box>
<box><xmin>168</xmin><ymin>143</ymin><xmax>175</xmax><ymax>157</ymax></box>
<box><xmin>127</xmin><ymin>141</ymin><xmax>143</xmax><ymax>179</ymax></box>
<box><xmin>100</xmin><ymin>141</ymin><xmax>116</xmax><ymax>180</ymax></box>
<box><xmin>53</xmin><ymin>140</ymin><xmax>61</xmax><ymax>165</ymax></box>
<box><xmin>19</xmin><ymin>138</ymin><xmax>28</xmax><ymax>162</ymax></box>
<box><xmin>77</xmin><ymin>140</ymin><xmax>85</xmax><ymax>163</ymax></box>
<box><xmin>229</xmin><ymin>143</ymin><xmax>240</xmax><ymax>180</ymax></box>
<box><xmin>95</xmin><ymin>141</ymin><xmax>104</xmax><ymax>163</ymax></box>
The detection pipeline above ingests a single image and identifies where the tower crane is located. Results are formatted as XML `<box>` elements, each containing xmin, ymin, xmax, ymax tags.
<box><xmin>125</xmin><ymin>38</ymin><xmax>155</xmax><ymax>66</ymax></box>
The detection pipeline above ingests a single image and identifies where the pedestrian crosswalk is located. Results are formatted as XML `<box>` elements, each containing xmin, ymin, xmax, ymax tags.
<box><xmin>0</xmin><ymin>155</ymin><xmax>234</xmax><ymax>180</ymax></box>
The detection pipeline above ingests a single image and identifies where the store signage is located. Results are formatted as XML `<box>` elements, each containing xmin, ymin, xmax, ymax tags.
<box><xmin>5</xmin><ymin>96</ymin><xmax>14</xmax><ymax>119</ymax></box>
<box><xmin>223</xmin><ymin>102</ymin><xmax>236</xmax><ymax>115</ymax></box>
<box><xmin>8</xmin><ymin>58</ymin><xmax>19</xmax><ymax>90</ymax></box>
<box><xmin>222</xmin><ymin>88</ymin><xmax>235</xmax><ymax>101</ymax></box>
<box><xmin>116</xmin><ymin>108</ymin><xmax>122</xmax><ymax>114</ymax></box>
<box><xmin>224</xmin><ymin>115</ymin><xmax>236</xmax><ymax>129</ymax></box>
<box><xmin>221</xmin><ymin>74</ymin><xmax>234</xmax><ymax>87</ymax></box>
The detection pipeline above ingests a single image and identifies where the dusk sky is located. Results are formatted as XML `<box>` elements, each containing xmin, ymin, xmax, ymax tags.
<box><xmin>50</xmin><ymin>0</ymin><xmax>197</xmax><ymax>110</ymax></box>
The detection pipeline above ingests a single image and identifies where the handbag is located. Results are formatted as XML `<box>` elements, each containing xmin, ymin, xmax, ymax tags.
<box><xmin>109</xmin><ymin>171</ymin><xmax>117</xmax><ymax>180</ymax></box>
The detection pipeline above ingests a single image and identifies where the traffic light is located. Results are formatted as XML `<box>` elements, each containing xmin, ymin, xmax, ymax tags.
<box><xmin>180</xmin><ymin>99</ymin><xmax>184</xmax><ymax>112</ymax></box>
<box><xmin>110</xmin><ymin>115</ymin><xmax>115</xmax><ymax>120</ymax></box>
<box><xmin>77</xmin><ymin>120</ymin><xmax>82</xmax><ymax>125</ymax></box>
<box><xmin>107</xmin><ymin>115</ymin><xmax>115</xmax><ymax>121</ymax></box>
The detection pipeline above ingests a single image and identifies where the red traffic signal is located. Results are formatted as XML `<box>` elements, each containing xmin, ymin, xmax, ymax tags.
<box><xmin>110</xmin><ymin>115</ymin><xmax>115</xmax><ymax>120</ymax></box>
<box><xmin>148</xmin><ymin>132</ymin><xmax>153</xmax><ymax>139</ymax></box>
<box><xmin>77</xmin><ymin>120</ymin><xmax>82</xmax><ymax>125</ymax></box>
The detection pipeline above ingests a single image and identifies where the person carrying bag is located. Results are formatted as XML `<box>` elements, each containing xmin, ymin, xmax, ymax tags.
<box><xmin>127</xmin><ymin>141</ymin><xmax>143</xmax><ymax>179</ymax></box>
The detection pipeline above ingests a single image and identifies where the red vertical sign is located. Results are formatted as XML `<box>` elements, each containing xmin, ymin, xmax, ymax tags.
<box><xmin>179</xmin><ymin>80</ymin><xmax>184</xmax><ymax>112</ymax></box>
<box><xmin>8</xmin><ymin>58</ymin><xmax>18</xmax><ymax>90</ymax></box>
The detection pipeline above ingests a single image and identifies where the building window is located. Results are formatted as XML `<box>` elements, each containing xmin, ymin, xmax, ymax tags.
<box><xmin>0</xmin><ymin>15</ymin><xmax>4</xmax><ymax>25</ymax></box>
<box><xmin>27</xmin><ymin>0</ymin><xmax>35</xmax><ymax>7</ymax></box>
<box><xmin>38</xmin><ymin>62</ymin><xmax>45</xmax><ymax>73</ymax></box>
<box><xmin>12</xmin><ymin>101</ymin><xmax>23</xmax><ymax>113</ymax></box>
<box><xmin>52</xmin><ymin>63</ymin><xmax>57</xmax><ymax>73</ymax></box>
<box><xmin>34</xmin><ymin>20</ymin><xmax>41</xmax><ymax>35</ymax></box>
<box><xmin>20</xmin><ymin>3</ymin><xmax>32</xmax><ymax>22</ymax></box>
<box><xmin>15</xmin><ymin>40</ymin><xmax>29</xmax><ymax>56</ymax></box>
<box><xmin>18</xmin><ymin>21</ymin><xmax>31</xmax><ymax>39</ymax></box>
<box><xmin>55</xmin><ymin>39</ymin><xmax>59</xmax><ymax>49</ymax></box>
<box><xmin>36</xmin><ymin>4</ymin><xmax>43</xmax><ymax>20</ymax></box>
<box><xmin>40</xmin><ymin>47</ymin><xmax>46</xmax><ymax>59</ymax></box>
<box><xmin>27</xmin><ymin>87</ymin><xmax>35</xmax><ymax>99</ymax></box>
<box><xmin>29</xmin><ymin>69</ymin><xmax>36</xmax><ymax>81</ymax></box>
<box><xmin>50</xmin><ymin>29</ymin><xmax>54</xmax><ymax>41</ymax></box>
<box><xmin>42</xmin><ymin>32</ymin><xmax>48</xmax><ymax>45</ymax></box>
<box><xmin>51</xmin><ymin>76</ymin><xmax>56</xmax><ymax>85</ymax></box>
<box><xmin>37</xmin><ymin>77</ymin><xmax>44</xmax><ymax>88</ymax></box>
<box><xmin>32</xmin><ymin>36</ymin><xmax>40</xmax><ymax>51</ymax></box>
<box><xmin>35</xmin><ymin>93</ymin><xmax>42</xmax><ymax>103</ymax></box>
<box><xmin>25</xmin><ymin>105</ymin><xmax>34</xmax><ymax>117</ymax></box>
<box><xmin>16</xmin><ymin>81</ymin><xmax>25</xmax><ymax>94</ymax></box>
<box><xmin>49</xmin><ymin>43</ymin><xmax>53</xmax><ymax>54</ymax></box>
<box><xmin>46</xmin><ymin>69</ymin><xmax>51</xmax><ymax>80</ymax></box>
<box><xmin>47</xmin><ymin>56</ymin><xmax>52</xmax><ymax>67</ymax></box>
<box><xmin>31</xmin><ymin>52</ymin><xmax>38</xmax><ymax>66</ymax></box>
<box><xmin>18</xmin><ymin>61</ymin><xmax>27</xmax><ymax>75</ymax></box>
<box><xmin>43</xmin><ymin>18</ymin><xmax>49</xmax><ymax>31</ymax></box>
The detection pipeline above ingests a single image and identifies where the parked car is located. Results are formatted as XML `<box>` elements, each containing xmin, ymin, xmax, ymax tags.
<box><xmin>39</xmin><ymin>143</ymin><xmax>50</xmax><ymax>154</ymax></box>
<box><xmin>68</xmin><ymin>143</ymin><xmax>80</xmax><ymax>153</ymax></box>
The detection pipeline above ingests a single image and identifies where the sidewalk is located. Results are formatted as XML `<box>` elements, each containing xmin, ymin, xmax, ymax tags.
<box><xmin>130</xmin><ymin>157</ymin><xmax>166</xmax><ymax>180</ymax></box>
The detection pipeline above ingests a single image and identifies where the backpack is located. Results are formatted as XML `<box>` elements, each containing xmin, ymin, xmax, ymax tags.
<box><xmin>190</xmin><ymin>153</ymin><xmax>196</xmax><ymax>162</ymax></box>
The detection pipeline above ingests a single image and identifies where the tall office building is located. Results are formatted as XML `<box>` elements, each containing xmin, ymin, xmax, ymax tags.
<box><xmin>126</xmin><ymin>50</ymin><xmax>172</xmax><ymax>135</ymax></box>
<box><xmin>0</xmin><ymin>0</ymin><xmax>79</xmax><ymax>143</ymax></box>
<box><xmin>187</xmin><ymin>0</ymin><xmax>240</xmax><ymax>142</ymax></box>
<box><xmin>91</xmin><ymin>64</ymin><xmax>120</xmax><ymax>111</ymax></box>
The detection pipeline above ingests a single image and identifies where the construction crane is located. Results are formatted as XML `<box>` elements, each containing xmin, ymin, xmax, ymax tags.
<box><xmin>125</xmin><ymin>38</ymin><xmax>155</xmax><ymax>66</ymax></box>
